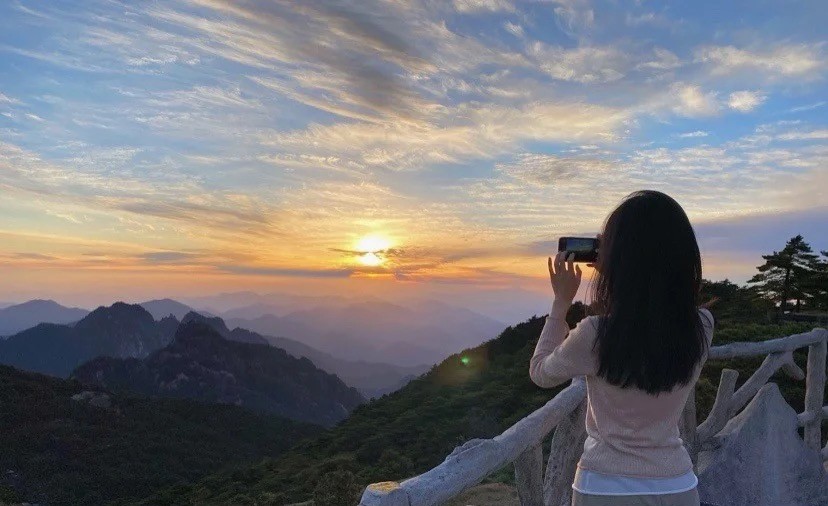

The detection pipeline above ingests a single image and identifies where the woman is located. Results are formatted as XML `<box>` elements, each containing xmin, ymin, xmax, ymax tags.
<box><xmin>530</xmin><ymin>190</ymin><xmax>714</xmax><ymax>506</ymax></box>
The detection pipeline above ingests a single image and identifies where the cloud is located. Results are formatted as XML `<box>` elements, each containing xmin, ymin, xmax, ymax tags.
<box><xmin>551</xmin><ymin>0</ymin><xmax>595</xmax><ymax>36</ymax></box>
<box><xmin>269</xmin><ymin>101</ymin><xmax>628</xmax><ymax>170</ymax></box>
<box><xmin>453</xmin><ymin>0</ymin><xmax>515</xmax><ymax>13</ymax></box>
<box><xmin>219</xmin><ymin>265</ymin><xmax>354</xmax><ymax>278</ymax></box>
<box><xmin>636</xmin><ymin>48</ymin><xmax>682</xmax><ymax>71</ymax></box>
<box><xmin>140</xmin><ymin>251</ymin><xmax>205</xmax><ymax>264</ymax></box>
<box><xmin>0</xmin><ymin>92</ymin><xmax>21</xmax><ymax>104</ymax></box>
<box><xmin>695</xmin><ymin>44</ymin><xmax>825</xmax><ymax>78</ymax></box>
<box><xmin>677</xmin><ymin>131</ymin><xmax>709</xmax><ymax>138</ymax></box>
<box><xmin>728</xmin><ymin>91</ymin><xmax>766</xmax><ymax>112</ymax></box>
<box><xmin>776</xmin><ymin>129</ymin><xmax>828</xmax><ymax>141</ymax></box>
<box><xmin>496</xmin><ymin>154</ymin><xmax>613</xmax><ymax>186</ymax></box>
<box><xmin>789</xmin><ymin>101</ymin><xmax>826</xmax><ymax>113</ymax></box>
<box><xmin>528</xmin><ymin>43</ymin><xmax>627</xmax><ymax>83</ymax></box>
<box><xmin>671</xmin><ymin>84</ymin><xmax>720</xmax><ymax>117</ymax></box>
<box><xmin>504</xmin><ymin>22</ymin><xmax>524</xmax><ymax>38</ymax></box>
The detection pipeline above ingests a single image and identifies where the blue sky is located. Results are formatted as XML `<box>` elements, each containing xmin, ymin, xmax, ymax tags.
<box><xmin>0</xmin><ymin>0</ymin><xmax>825</xmax><ymax>309</ymax></box>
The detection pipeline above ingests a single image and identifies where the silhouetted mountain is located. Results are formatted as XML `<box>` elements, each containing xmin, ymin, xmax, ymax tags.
<box><xmin>140</xmin><ymin>298</ymin><xmax>195</xmax><ymax>320</ymax></box>
<box><xmin>180</xmin><ymin>311</ymin><xmax>232</xmax><ymax>337</ymax></box>
<box><xmin>0</xmin><ymin>364</ymin><xmax>320</xmax><ymax>505</ymax></box>
<box><xmin>181</xmin><ymin>311</ymin><xmax>270</xmax><ymax>345</ymax></box>
<box><xmin>73</xmin><ymin>321</ymin><xmax>365</xmax><ymax>426</ymax></box>
<box><xmin>0</xmin><ymin>303</ymin><xmax>175</xmax><ymax>377</ymax></box>
<box><xmin>0</xmin><ymin>299</ymin><xmax>88</xmax><ymax>337</ymax></box>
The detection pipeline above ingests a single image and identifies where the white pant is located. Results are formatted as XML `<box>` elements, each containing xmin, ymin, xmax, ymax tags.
<box><xmin>572</xmin><ymin>487</ymin><xmax>700</xmax><ymax>506</ymax></box>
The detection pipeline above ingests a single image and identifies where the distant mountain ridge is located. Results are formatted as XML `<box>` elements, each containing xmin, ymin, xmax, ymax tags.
<box><xmin>224</xmin><ymin>299</ymin><xmax>506</xmax><ymax>367</ymax></box>
<box><xmin>0</xmin><ymin>299</ymin><xmax>89</xmax><ymax>337</ymax></box>
<box><xmin>0</xmin><ymin>303</ymin><xmax>176</xmax><ymax>377</ymax></box>
<box><xmin>73</xmin><ymin>321</ymin><xmax>366</xmax><ymax>426</ymax></box>
<box><xmin>0</xmin><ymin>296</ymin><xmax>425</xmax><ymax>398</ymax></box>
<box><xmin>139</xmin><ymin>298</ymin><xmax>196</xmax><ymax>320</ymax></box>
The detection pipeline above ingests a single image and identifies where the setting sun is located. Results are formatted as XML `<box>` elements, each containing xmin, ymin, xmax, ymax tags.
<box><xmin>356</xmin><ymin>235</ymin><xmax>391</xmax><ymax>253</ymax></box>
<box><xmin>355</xmin><ymin>235</ymin><xmax>391</xmax><ymax>267</ymax></box>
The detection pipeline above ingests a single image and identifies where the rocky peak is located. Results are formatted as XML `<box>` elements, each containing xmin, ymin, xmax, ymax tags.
<box><xmin>180</xmin><ymin>312</ymin><xmax>231</xmax><ymax>338</ymax></box>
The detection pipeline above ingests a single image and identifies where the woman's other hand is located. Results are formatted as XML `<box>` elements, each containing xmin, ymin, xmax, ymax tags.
<box><xmin>700</xmin><ymin>296</ymin><xmax>720</xmax><ymax>309</ymax></box>
<box><xmin>548</xmin><ymin>252</ymin><xmax>582</xmax><ymax>317</ymax></box>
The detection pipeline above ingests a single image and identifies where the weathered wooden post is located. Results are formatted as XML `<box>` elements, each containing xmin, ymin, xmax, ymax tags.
<box><xmin>680</xmin><ymin>389</ymin><xmax>698</xmax><ymax>469</ymax></box>
<box><xmin>514</xmin><ymin>443</ymin><xmax>544</xmax><ymax>505</ymax></box>
<box><xmin>803</xmin><ymin>332</ymin><xmax>826</xmax><ymax>451</ymax></box>
<box><xmin>543</xmin><ymin>398</ymin><xmax>586</xmax><ymax>506</ymax></box>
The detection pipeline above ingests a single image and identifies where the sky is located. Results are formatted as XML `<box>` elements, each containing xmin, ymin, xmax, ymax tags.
<box><xmin>0</xmin><ymin>0</ymin><xmax>826</xmax><ymax>313</ymax></box>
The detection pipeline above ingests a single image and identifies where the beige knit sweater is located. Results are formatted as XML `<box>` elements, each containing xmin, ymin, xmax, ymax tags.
<box><xmin>529</xmin><ymin>309</ymin><xmax>714</xmax><ymax>478</ymax></box>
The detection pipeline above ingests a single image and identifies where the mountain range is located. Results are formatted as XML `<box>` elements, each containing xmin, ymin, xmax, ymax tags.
<box><xmin>139</xmin><ymin>298</ymin><xmax>198</xmax><ymax>320</ymax></box>
<box><xmin>0</xmin><ymin>303</ymin><xmax>177</xmax><ymax>377</ymax></box>
<box><xmin>0</xmin><ymin>299</ymin><xmax>431</xmax><ymax>399</ymax></box>
<box><xmin>0</xmin><ymin>299</ymin><xmax>89</xmax><ymax>336</ymax></box>
<box><xmin>73</xmin><ymin>321</ymin><xmax>366</xmax><ymax>426</ymax></box>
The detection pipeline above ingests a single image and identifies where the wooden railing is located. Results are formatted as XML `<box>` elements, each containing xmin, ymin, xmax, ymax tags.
<box><xmin>360</xmin><ymin>328</ymin><xmax>828</xmax><ymax>506</ymax></box>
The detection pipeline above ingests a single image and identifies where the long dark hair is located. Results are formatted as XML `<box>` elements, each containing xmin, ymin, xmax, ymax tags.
<box><xmin>592</xmin><ymin>190</ymin><xmax>708</xmax><ymax>394</ymax></box>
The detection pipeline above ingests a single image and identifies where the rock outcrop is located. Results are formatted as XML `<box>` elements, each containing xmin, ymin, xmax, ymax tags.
<box><xmin>698</xmin><ymin>383</ymin><xmax>828</xmax><ymax>506</ymax></box>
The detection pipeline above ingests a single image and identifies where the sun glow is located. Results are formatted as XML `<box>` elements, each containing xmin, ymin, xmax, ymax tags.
<box><xmin>356</xmin><ymin>235</ymin><xmax>391</xmax><ymax>253</ymax></box>
<box><xmin>356</xmin><ymin>234</ymin><xmax>391</xmax><ymax>267</ymax></box>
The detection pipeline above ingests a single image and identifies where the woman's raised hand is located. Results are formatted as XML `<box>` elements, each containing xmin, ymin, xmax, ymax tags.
<box><xmin>548</xmin><ymin>251</ymin><xmax>582</xmax><ymax>306</ymax></box>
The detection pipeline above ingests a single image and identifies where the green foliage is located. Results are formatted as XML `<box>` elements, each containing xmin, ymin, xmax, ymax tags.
<box><xmin>312</xmin><ymin>470</ymin><xmax>362</xmax><ymax>506</ymax></box>
<box><xmin>142</xmin><ymin>310</ymin><xmax>823</xmax><ymax>505</ymax></box>
<box><xmin>699</xmin><ymin>279</ymin><xmax>773</xmax><ymax>321</ymax></box>
<box><xmin>0</xmin><ymin>365</ymin><xmax>320</xmax><ymax>505</ymax></box>
<box><xmin>0</xmin><ymin>485</ymin><xmax>22</xmax><ymax>504</ymax></box>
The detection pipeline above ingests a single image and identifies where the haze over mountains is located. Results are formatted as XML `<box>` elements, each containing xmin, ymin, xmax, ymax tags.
<box><xmin>211</xmin><ymin>295</ymin><xmax>506</xmax><ymax>367</ymax></box>
<box><xmin>0</xmin><ymin>300</ymin><xmax>89</xmax><ymax>336</ymax></box>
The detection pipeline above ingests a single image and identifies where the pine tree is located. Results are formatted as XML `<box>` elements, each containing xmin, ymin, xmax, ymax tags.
<box><xmin>748</xmin><ymin>235</ymin><xmax>818</xmax><ymax>313</ymax></box>
<box><xmin>803</xmin><ymin>250</ymin><xmax>828</xmax><ymax>311</ymax></box>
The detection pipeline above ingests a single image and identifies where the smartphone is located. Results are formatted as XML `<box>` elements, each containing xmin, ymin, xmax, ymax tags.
<box><xmin>558</xmin><ymin>237</ymin><xmax>599</xmax><ymax>263</ymax></box>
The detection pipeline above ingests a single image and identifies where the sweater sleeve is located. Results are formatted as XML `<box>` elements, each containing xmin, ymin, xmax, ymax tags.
<box><xmin>529</xmin><ymin>315</ymin><xmax>598</xmax><ymax>388</ymax></box>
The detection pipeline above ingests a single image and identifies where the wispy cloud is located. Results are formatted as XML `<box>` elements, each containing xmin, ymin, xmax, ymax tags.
<box><xmin>728</xmin><ymin>90</ymin><xmax>766</xmax><ymax>112</ymax></box>
<box><xmin>677</xmin><ymin>130</ymin><xmax>709</xmax><ymax>138</ymax></box>
<box><xmin>695</xmin><ymin>44</ymin><xmax>825</xmax><ymax>79</ymax></box>
<box><xmin>0</xmin><ymin>0</ymin><xmax>825</xmax><ymax>294</ymax></box>
<box><xmin>671</xmin><ymin>84</ymin><xmax>720</xmax><ymax>117</ymax></box>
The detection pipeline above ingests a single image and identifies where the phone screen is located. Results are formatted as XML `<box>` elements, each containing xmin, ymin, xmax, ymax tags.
<box><xmin>565</xmin><ymin>238</ymin><xmax>596</xmax><ymax>252</ymax></box>
<box><xmin>558</xmin><ymin>236</ymin><xmax>599</xmax><ymax>262</ymax></box>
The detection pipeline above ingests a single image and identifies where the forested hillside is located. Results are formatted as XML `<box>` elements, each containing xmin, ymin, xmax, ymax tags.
<box><xmin>138</xmin><ymin>311</ymin><xmax>820</xmax><ymax>505</ymax></box>
<box><xmin>0</xmin><ymin>365</ymin><xmax>320</xmax><ymax>505</ymax></box>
